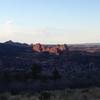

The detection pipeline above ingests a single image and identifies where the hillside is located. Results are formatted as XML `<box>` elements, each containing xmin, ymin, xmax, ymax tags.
<box><xmin>0</xmin><ymin>41</ymin><xmax>100</xmax><ymax>92</ymax></box>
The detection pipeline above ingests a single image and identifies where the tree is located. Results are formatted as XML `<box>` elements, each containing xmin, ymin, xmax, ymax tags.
<box><xmin>31</xmin><ymin>63</ymin><xmax>42</xmax><ymax>79</ymax></box>
<box><xmin>52</xmin><ymin>67</ymin><xmax>61</xmax><ymax>80</ymax></box>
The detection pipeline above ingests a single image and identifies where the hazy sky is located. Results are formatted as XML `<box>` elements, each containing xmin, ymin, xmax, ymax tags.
<box><xmin>0</xmin><ymin>0</ymin><xmax>100</xmax><ymax>44</ymax></box>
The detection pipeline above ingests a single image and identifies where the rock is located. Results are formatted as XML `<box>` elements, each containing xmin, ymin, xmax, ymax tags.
<box><xmin>32</xmin><ymin>43</ymin><xmax>69</xmax><ymax>55</ymax></box>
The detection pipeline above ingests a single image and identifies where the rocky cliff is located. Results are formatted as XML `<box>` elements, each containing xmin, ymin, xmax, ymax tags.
<box><xmin>32</xmin><ymin>43</ymin><xmax>69</xmax><ymax>55</ymax></box>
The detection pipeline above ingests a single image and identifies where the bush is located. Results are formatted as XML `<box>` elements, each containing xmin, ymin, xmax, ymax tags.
<box><xmin>39</xmin><ymin>92</ymin><xmax>51</xmax><ymax>100</ymax></box>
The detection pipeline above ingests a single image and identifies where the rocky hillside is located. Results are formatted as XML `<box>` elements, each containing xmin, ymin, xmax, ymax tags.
<box><xmin>0</xmin><ymin>41</ymin><xmax>100</xmax><ymax>92</ymax></box>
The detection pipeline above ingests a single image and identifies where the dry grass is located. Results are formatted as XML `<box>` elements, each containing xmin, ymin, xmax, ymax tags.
<box><xmin>0</xmin><ymin>87</ymin><xmax>100</xmax><ymax>100</ymax></box>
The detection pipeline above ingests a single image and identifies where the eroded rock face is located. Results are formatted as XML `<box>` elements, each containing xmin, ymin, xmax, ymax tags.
<box><xmin>32</xmin><ymin>43</ymin><xmax>69</xmax><ymax>55</ymax></box>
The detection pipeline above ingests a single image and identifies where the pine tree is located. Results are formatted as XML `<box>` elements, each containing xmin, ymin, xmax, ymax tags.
<box><xmin>52</xmin><ymin>67</ymin><xmax>61</xmax><ymax>80</ymax></box>
<box><xmin>31</xmin><ymin>63</ymin><xmax>42</xmax><ymax>79</ymax></box>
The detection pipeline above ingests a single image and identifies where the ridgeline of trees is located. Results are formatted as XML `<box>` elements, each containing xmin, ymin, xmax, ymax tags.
<box><xmin>0</xmin><ymin>63</ymin><xmax>61</xmax><ymax>82</ymax></box>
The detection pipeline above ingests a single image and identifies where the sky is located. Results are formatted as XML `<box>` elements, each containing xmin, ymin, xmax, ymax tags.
<box><xmin>0</xmin><ymin>0</ymin><xmax>100</xmax><ymax>44</ymax></box>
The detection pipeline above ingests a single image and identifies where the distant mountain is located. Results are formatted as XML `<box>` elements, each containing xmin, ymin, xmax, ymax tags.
<box><xmin>4</xmin><ymin>40</ymin><xmax>30</xmax><ymax>47</ymax></box>
<box><xmin>0</xmin><ymin>40</ymin><xmax>32</xmax><ymax>57</ymax></box>
<box><xmin>68</xmin><ymin>43</ymin><xmax>100</xmax><ymax>53</ymax></box>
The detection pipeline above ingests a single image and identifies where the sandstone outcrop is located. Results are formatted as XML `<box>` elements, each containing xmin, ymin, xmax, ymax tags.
<box><xmin>32</xmin><ymin>43</ymin><xmax>69</xmax><ymax>55</ymax></box>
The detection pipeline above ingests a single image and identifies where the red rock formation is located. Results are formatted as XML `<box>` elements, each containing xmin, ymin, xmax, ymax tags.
<box><xmin>32</xmin><ymin>43</ymin><xmax>69</xmax><ymax>55</ymax></box>
<box><xmin>32</xmin><ymin>43</ymin><xmax>42</xmax><ymax>52</ymax></box>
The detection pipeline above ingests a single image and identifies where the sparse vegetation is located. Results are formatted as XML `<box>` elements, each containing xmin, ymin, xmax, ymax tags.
<box><xmin>0</xmin><ymin>87</ymin><xmax>100</xmax><ymax>100</ymax></box>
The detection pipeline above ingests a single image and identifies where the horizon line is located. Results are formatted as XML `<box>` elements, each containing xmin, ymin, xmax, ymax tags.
<box><xmin>0</xmin><ymin>40</ymin><xmax>100</xmax><ymax>45</ymax></box>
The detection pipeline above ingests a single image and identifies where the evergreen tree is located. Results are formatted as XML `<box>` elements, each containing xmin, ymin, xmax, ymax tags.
<box><xmin>52</xmin><ymin>67</ymin><xmax>61</xmax><ymax>80</ymax></box>
<box><xmin>31</xmin><ymin>63</ymin><xmax>42</xmax><ymax>79</ymax></box>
